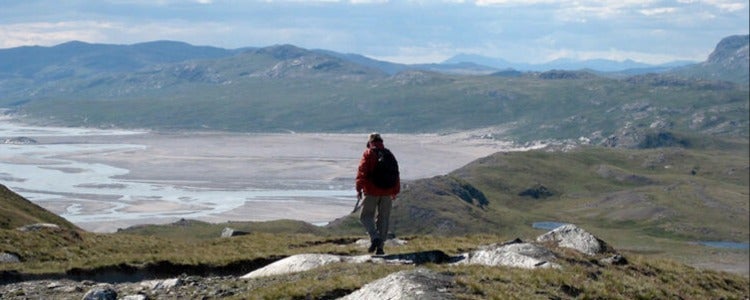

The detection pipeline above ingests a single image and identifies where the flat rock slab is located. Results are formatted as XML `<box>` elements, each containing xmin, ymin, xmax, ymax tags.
<box><xmin>536</xmin><ymin>224</ymin><xmax>608</xmax><ymax>255</ymax></box>
<box><xmin>241</xmin><ymin>254</ymin><xmax>351</xmax><ymax>279</ymax></box>
<box><xmin>339</xmin><ymin>268</ymin><xmax>455</xmax><ymax>300</ymax></box>
<box><xmin>455</xmin><ymin>242</ymin><xmax>560</xmax><ymax>269</ymax></box>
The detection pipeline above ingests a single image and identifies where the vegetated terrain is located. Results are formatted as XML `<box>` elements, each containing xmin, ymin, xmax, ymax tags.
<box><xmin>0</xmin><ymin>185</ymin><xmax>79</xmax><ymax>231</ymax></box>
<box><xmin>326</xmin><ymin>141</ymin><xmax>749</xmax><ymax>268</ymax></box>
<box><xmin>0</xmin><ymin>36</ymin><xmax>747</xmax><ymax>145</ymax></box>
<box><xmin>1</xmin><ymin>216</ymin><xmax>748</xmax><ymax>299</ymax></box>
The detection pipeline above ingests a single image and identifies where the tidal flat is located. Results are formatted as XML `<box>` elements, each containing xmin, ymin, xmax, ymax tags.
<box><xmin>1</xmin><ymin>120</ymin><xmax>529</xmax><ymax>232</ymax></box>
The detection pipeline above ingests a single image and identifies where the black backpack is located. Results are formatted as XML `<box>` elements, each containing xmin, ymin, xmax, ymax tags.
<box><xmin>369</xmin><ymin>148</ymin><xmax>399</xmax><ymax>189</ymax></box>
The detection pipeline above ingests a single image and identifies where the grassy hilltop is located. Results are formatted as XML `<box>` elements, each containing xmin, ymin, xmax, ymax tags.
<box><xmin>1</xmin><ymin>213</ymin><xmax>748</xmax><ymax>299</ymax></box>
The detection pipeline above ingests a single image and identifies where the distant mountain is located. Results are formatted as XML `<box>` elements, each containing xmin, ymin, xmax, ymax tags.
<box><xmin>317</xmin><ymin>50</ymin><xmax>497</xmax><ymax>75</ymax></box>
<box><xmin>671</xmin><ymin>34</ymin><xmax>749</xmax><ymax>83</ymax></box>
<box><xmin>0</xmin><ymin>36</ymin><xmax>746</xmax><ymax>142</ymax></box>
<box><xmin>0</xmin><ymin>40</ymin><xmax>237</xmax><ymax>79</ymax></box>
<box><xmin>443</xmin><ymin>54</ymin><xmax>695</xmax><ymax>73</ymax></box>
<box><xmin>0</xmin><ymin>184</ymin><xmax>79</xmax><ymax>230</ymax></box>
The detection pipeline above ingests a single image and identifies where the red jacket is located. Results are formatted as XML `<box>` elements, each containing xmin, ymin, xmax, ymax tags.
<box><xmin>356</xmin><ymin>141</ymin><xmax>400</xmax><ymax>196</ymax></box>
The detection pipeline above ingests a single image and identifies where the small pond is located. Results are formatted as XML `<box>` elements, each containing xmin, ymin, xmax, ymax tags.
<box><xmin>532</xmin><ymin>221</ymin><xmax>569</xmax><ymax>230</ymax></box>
<box><xmin>695</xmin><ymin>241</ymin><xmax>749</xmax><ymax>250</ymax></box>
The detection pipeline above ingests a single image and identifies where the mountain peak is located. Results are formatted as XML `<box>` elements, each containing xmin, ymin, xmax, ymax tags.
<box><xmin>254</xmin><ymin>44</ymin><xmax>310</xmax><ymax>60</ymax></box>
<box><xmin>706</xmin><ymin>34</ymin><xmax>749</xmax><ymax>65</ymax></box>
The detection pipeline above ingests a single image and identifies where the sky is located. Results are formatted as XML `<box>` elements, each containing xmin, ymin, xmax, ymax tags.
<box><xmin>0</xmin><ymin>0</ymin><xmax>748</xmax><ymax>64</ymax></box>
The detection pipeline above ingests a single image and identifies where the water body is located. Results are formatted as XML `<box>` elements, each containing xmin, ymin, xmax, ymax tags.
<box><xmin>531</xmin><ymin>221</ymin><xmax>569</xmax><ymax>230</ymax></box>
<box><xmin>696</xmin><ymin>241</ymin><xmax>750</xmax><ymax>250</ymax></box>
<box><xmin>0</xmin><ymin>119</ymin><xmax>352</xmax><ymax>231</ymax></box>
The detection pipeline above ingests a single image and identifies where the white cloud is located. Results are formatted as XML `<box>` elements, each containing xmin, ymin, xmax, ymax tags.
<box><xmin>0</xmin><ymin>22</ymin><xmax>111</xmax><ymax>48</ymax></box>
<box><xmin>0</xmin><ymin>0</ymin><xmax>745</xmax><ymax>64</ymax></box>
<box><xmin>368</xmin><ymin>44</ymin><xmax>455</xmax><ymax>64</ymax></box>
<box><xmin>701</xmin><ymin>0</ymin><xmax>748</xmax><ymax>12</ymax></box>
<box><xmin>476</xmin><ymin>0</ymin><xmax>558</xmax><ymax>5</ymax></box>
<box><xmin>640</xmin><ymin>7</ymin><xmax>677</xmax><ymax>16</ymax></box>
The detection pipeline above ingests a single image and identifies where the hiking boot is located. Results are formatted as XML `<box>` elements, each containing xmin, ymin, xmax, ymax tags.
<box><xmin>368</xmin><ymin>238</ymin><xmax>382</xmax><ymax>253</ymax></box>
<box><xmin>375</xmin><ymin>247</ymin><xmax>385</xmax><ymax>255</ymax></box>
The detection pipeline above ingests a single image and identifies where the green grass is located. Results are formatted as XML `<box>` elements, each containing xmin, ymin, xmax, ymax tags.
<box><xmin>3</xmin><ymin>226</ymin><xmax>746</xmax><ymax>299</ymax></box>
<box><xmin>0</xmin><ymin>185</ymin><xmax>79</xmax><ymax>231</ymax></box>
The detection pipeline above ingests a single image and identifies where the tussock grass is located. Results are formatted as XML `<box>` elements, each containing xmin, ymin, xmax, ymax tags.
<box><xmin>1</xmin><ymin>226</ymin><xmax>747</xmax><ymax>299</ymax></box>
<box><xmin>0</xmin><ymin>185</ymin><xmax>79</xmax><ymax>231</ymax></box>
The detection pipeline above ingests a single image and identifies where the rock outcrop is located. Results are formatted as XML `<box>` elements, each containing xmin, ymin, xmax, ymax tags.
<box><xmin>81</xmin><ymin>285</ymin><xmax>117</xmax><ymax>300</ymax></box>
<box><xmin>241</xmin><ymin>254</ymin><xmax>370</xmax><ymax>279</ymax></box>
<box><xmin>456</xmin><ymin>240</ymin><xmax>560</xmax><ymax>269</ymax></box>
<box><xmin>536</xmin><ymin>224</ymin><xmax>610</xmax><ymax>255</ymax></box>
<box><xmin>16</xmin><ymin>223</ymin><xmax>61</xmax><ymax>232</ymax></box>
<box><xmin>0</xmin><ymin>252</ymin><xmax>21</xmax><ymax>264</ymax></box>
<box><xmin>339</xmin><ymin>268</ymin><xmax>456</xmax><ymax>300</ymax></box>
<box><xmin>220</xmin><ymin>227</ymin><xmax>249</xmax><ymax>238</ymax></box>
<box><xmin>0</xmin><ymin>224</ymin><xmax>628</xmax><ymax>299</ymax></box>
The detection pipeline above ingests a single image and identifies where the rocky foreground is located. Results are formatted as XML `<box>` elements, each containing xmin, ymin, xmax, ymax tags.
<box><xmin>0</xmin><ymin>224</ymin><xmax>646</xmax><ymax>299</ymax></box>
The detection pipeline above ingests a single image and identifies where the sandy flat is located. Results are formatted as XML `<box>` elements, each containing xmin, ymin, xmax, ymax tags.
<box><xmin>23</xmin><ymin>129</ymin><xmax>529</xmax><ymax>232</ymax></box>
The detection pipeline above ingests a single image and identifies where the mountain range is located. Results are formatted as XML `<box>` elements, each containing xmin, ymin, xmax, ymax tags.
<box><xmin>0</xmin><ymin>35</ymin><xmax>747</xmax><ymax>145</ymax></box>
<box><xmin>442</xmin><ymin>53</ymin><xmax>696</xmax><ymax>74</ymax></box>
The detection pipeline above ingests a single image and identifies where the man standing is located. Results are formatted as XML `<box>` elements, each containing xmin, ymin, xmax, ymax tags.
<box><xmin>356</xmin><ymin>133</ymin><xmax>400</xmax><ymax>255</ymax></box>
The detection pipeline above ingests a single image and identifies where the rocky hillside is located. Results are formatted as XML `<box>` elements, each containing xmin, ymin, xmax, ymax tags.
<box><xmin>1</xmin><ymin>221</ymin><xmax>747</xmax><ymax>299</ymax></box>
<box><xmin>326</xmin><ymin>145</ymin><xmax>750</xmax><ymax>279</ymax></box>
<box><xmin>674</xmin><ymin>34</ymin><xmax>749</xmax><ymax>83</ymax></box>
<box><xmin>329</xmin><ymin>146</ymin><xmax>749</xmax><ymax>240</ymax></box>
<box><xmin>0</xmin><ymin>36</ymin><xmax>747</xmax><ymax>144</ymax></box>
<box><xmin>0</xmin><ymin>184</ymin><xmax>78</xmax><ymax>231</ymax></box>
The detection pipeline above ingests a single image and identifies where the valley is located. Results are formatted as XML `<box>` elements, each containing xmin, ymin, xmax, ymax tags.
<box><xmin>1</xmin><ymin>119</ymin><xmax>531</xmax><ymax>232</ymax></box>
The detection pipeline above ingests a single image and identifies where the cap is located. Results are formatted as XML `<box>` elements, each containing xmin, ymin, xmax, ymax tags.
<box><xmin>368</xmin><ymin>132</ymin><xmax>383</xmax><ymax>143</ymax></box>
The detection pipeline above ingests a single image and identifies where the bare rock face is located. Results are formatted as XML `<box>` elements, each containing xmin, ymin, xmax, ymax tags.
<box><xmin>0</xmin><ymin>252</ymin><xmax>21</xmax><ymax>263</ymax></box>
<box><xmin>455</xmin><ymin>241</ymin><xmax>560</xmax><ymax>269</ymax></box>
<box><xmin>220</xmin><ymin>227</ymin><xmax>249</xmax><ymax>238</ymax></box>
<box><xmin>536</xmin><ymin>224</ymin><xmax>609</xmax><ymax>255</ymax></box>
<box><xmin>81</xmin><ymin>284</ymin><xmax>117</xmax><ymax>300</ymax></box>
<box><xmin>241</xmin><ymin>254</ymin><xmax>363</xmax><ymax>279</ymax></box>
<box><xmin>16</xmin><ymin>223</ymin><xmax>60</xmax><ymax>232</ymax></box>
<box><xmin>139</xmin><ymin>278</ymin><xmax>183</xmax><ymax>290</ymax></box>
<box><xmin>338</xmin><ymin>268</ymin><xmax>455</xmax><ymax>300</ymax></box>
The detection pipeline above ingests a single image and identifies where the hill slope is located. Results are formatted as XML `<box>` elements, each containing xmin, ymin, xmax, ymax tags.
<box><xmin>328</xmin><ymin>145</ymin><xmax>749</xmax><ymax>273</ymax></box>
<box><xmin>331</xmin><ymin>146</ymin><xmax>749</xmax><ymax>238</ymax></box>
<box><xmin>0</xmin><ymin>37</ymin><xmax>747</xmax><ymax>144</ymax></box>
<box><xmin>672</xmin><ymin>34</ymin><xmax>749</xmax><ymax>83</ymax></box>
<box><xmin>1</xmin><ymin>219</ymin><xmax>748</xmax><ymax>298</ymax></box>
<box><xmin>0</xmin><ymin>184</ymin><xmax>79</xmax><ymax>230</ymax></box>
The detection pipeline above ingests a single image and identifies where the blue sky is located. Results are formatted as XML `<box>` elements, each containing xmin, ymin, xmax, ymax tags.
<box><xmin>0</xmin><ymin>0</ymin><xmax>747</xmax><ymax>64</ymax></box>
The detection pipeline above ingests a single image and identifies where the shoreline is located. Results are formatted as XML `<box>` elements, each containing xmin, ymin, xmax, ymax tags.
<box><xmin>2</xmin><ymin>121</ymin><xmax>526</xmax><ymax>232</ymax></box>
